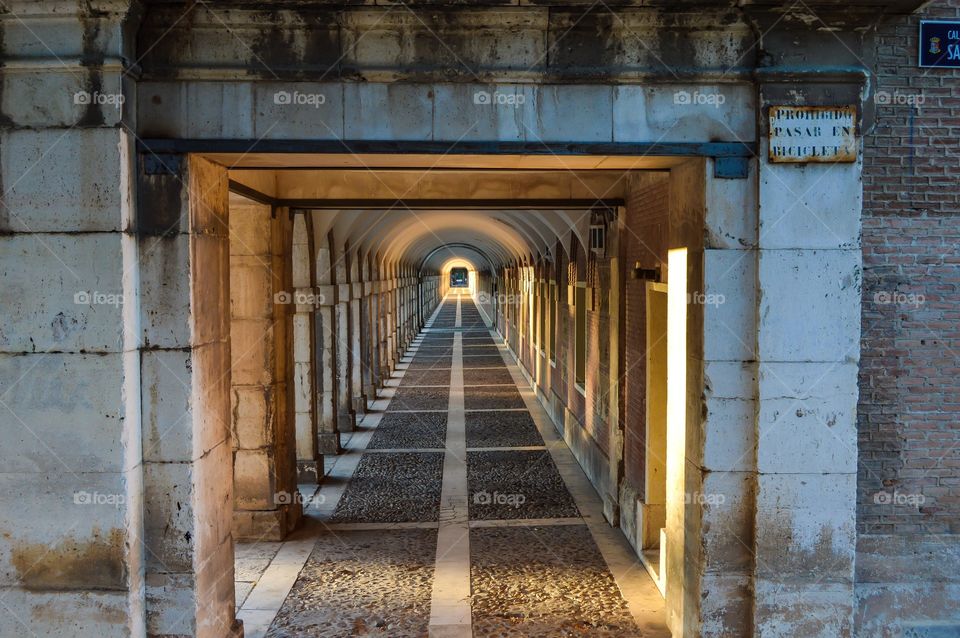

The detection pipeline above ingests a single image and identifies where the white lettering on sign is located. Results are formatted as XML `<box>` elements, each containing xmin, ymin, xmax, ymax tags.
<box><xmin>768</xmin><ymin>106</ymin><xmax>857</xmax><ymax>163</ymax></box>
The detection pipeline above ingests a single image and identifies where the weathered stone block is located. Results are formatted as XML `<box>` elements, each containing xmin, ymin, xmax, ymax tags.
<box><xmin>232</xmin><ymin>385</ymin><xmax>276</xmax><ymax>450</ymax></box>
<box><xmin>703</xmin><ymin>248</ymin><xmax>757</xmax><ymax>362</ymax></box>
<box><xmin>1</xmin><ymin>128</ymin><xmax>130</xmax><ymax>232</ymax></box>
<box><xmin>613</xmin><ymin>84</ymin><xmax>755</xmax><ymax>144</ymax></box>
<box><xmin>758</xmin><ymin>249</ymin><xmax>861</xmax><ymax>362</ymax></box>
<box><xmin>233</xmin><ymin>449</ymin><xmax>277</xmax><ymax>510</ymax></box>
<box><xmin>0</xmin><ymin>470</ymin><xmax>134</xmax><ymax>589</ymax></box>
<box><xmin>702</xmin><ymin>397</ymin><xmax>755</xmax><ymax>472</ymax></box>
<box><xmin>432</xmin><ymin>84</ymin><xmax>534</xmax><ymax>142</ymax></box>
<box><xmin>139</xmin><ymin>233</ymin><xmax>191</xmax><ymax>349</ymax></box>
<box><xmin>754</xmin><ymin>472</ymin><xmax>856</xmax><ymax>583</ymax></box>
<box><xmin>533</xmin><ymin>85</ymin><xmax>612</xmax><ymax>142</ymax></box>
<box><xmin>759</xmin><ymin>159</ymin><xmax>862</xmax><ymax>250</ymax></box>
<box><xmin>344</xmin><ymin>83</ymin><xmax>433</xmax><ymax>140</ymax></box>
<box><xmin>0</xmin><ymin>233</ymin><xmax>128</xmax><ymax>353</ymax></box>
<box><xmin>253</xmin><ymin>82</ymin><xmax>344</xmax><ymax>140</ymax></box>
<box><xmin>757</xmin><ymin>361</ymin><xmax>858</xmax><ymax>474</ymax></box>
<box><xmin>705</xmin><ymin>161</ymin><xmax>758</xmax><ymax>249</ymax></box>
<box><xmin>0</xmin><ymin>352</ymin><xmax>134</xmax><ymax>472</ymax></box>
<box><xmin>230</xmin><ymin>319</ymin><xmax>277</xmax><ymax>386</ymax></box>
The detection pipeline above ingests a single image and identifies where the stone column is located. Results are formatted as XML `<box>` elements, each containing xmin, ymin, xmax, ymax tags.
<box><xmin>349</xmin><ymin>270</ymin><xmax>367</xmax><ymax>416</ymax></box>
<box><xmin>139</xmin><ymin>156</ymin><xmax>239</xmax><ymax>637</ymax></box>
<box><xmin>0</xmin><ymin>3</ymin><xmax>149</xmax><ymax>635</ymax></box>
<box><xmin>291</xmin><ymin>212</ymin><xmax>320</xmax><ymax>483</ymax></box>
<box><xmin>751</xmin><ymin>91</ymin><xmax>862</xmax><ymax>636</ymax></box>
<box><xmin>315</xmin><ymin>285</ymin><xmax>341</xmax><ymax>454</ymax></box>
<box><xmin>335</xmin><ymin>282</ymin><xmax>355</xmax><ymax>432</ymax></box>
<box><xmin>228</xmin><ymin>200</ymin><xmax>302</xmax><ymax>541</ymax></box>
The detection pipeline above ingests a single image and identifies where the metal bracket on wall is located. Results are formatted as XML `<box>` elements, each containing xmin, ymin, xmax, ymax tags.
<box><xmin>714</xmin><ymin>156</ymin><xmax>750</xmax><ymax>179</ymax></box>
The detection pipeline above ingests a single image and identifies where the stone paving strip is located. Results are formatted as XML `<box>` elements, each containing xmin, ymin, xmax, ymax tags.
<box><xmin>266</xmin><ymin>529</ymin><xmax>437</xmax><ymax>638</ymax></box>
<box><xmin>470</xmin><ymin>525</ymin><xmax>640</xmax><ymax>637</ymax></box>
<box><xmin>465</xmin><ymin>410</ymin><xmax>545</xmax><ymax>448</ymax></box>
<box><xmin>429</xmin><ymin>298</ymin><xmax>474</xmax><ymax>638</ymax></box>
<box><xmin>468</xmin><ymin>517</ymin><xmax>584</xmax><ymax>528</ymax></box>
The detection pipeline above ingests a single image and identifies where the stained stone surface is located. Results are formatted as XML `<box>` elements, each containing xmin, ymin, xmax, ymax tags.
<box><xmin>466</xmin><ymin>411</ymin><xmax>544</xmax><ymax>448</ymax></box>
<box><xmin>463</xmin><ymin>367</ymin><xmax>515</xmax><ymax>385</ymax></box>
<box><xmin>467</xmin><ymin>450</ymin><xmax>580</xmax><ymax>520</ymax></box>
<box><xmin>465</xmin><ymin>386</ymin><xmax>526</xmax><ymax>410</ymax></box>
<box><xmin>332</xmin><ymin>452</ymin><xmax>443</xmax><ymax>523</ymax></box>
<box><xmin>400</xmin><ymin>369</ymin><xmax>452</xmax><ymax>386</ymax></box>
<box><xmin>470</xmin><ymin>526</ymin><xmax>638</xmax><ymax>637</ymax></box>
<box><xmin>266</xmin><ymin>529</ymin><xmax>436</xmax><ymax>638</ymax></box>
<box><xmin>388</xmin><ymin>386</ymin><xmax>450</xmax><ymax>411</ymax></box>
<box><xmin>368</xmin><ymin>412</ymin><xmax>447</xmax><ymax>449</ymax></box>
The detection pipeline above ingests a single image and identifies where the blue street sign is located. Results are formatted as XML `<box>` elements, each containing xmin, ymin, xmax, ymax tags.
<box><xmin>919</xmin><ymin>21</ymin><xmax>960</xmax><ymax>68</ymax></box>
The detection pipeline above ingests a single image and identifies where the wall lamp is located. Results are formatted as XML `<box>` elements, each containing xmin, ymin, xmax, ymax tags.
<box><xmin>632</xmin><ymin>263</ymin><xmax>662</xmax><ymax>282</ymax></box>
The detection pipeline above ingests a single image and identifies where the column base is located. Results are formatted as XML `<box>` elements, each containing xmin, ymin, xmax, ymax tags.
<box><xmin>337</xmin><ymin>412</ymin><xmax>356</xmax><ymax>432</ymax></box>
<box><xmin>317</xmin><ymin>431</ymin><xmax>341</xmax><ymax>455</ymax></box>
<box><xmin>297</xmin><ymin>459</ymin><xmax>322</xmax><ymax>484</ymax></box>
<box><xmin>232</xmin><ymin>502</ymin><xmax>303</xmax><ymax>541</ymax></box>
<box><xmin>352</xmin><ymin>396</ymin><xmax>367</xmax><ymax>415</ymax></box>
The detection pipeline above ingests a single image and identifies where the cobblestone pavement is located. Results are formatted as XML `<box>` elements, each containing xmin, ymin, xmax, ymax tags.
<box><xmin>265</xmin><ymin>529</ymin><xmax>436</xmax><ymax>638</ymax></box>
<box><xmin>237</xmin><ymin>293</ymin><xmax>665</xmax><ymax>638</ymax></box>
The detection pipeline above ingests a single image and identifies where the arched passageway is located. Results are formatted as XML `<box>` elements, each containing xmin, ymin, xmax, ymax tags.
<box><xmin>215</xmin><ymin>159</ymin><xmax>695</xmax><ymax>637</ymax></box>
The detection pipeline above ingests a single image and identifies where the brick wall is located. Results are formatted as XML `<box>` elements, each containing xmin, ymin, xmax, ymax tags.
<box><xmin>622</xmin><ymin>175</ymin><xmax>670</xmax><ymax>491</ymax></box>
<box><xmin>859</xmin><ymin>0</ymin><xmax>960</xmax><ymax>534</ymax></box>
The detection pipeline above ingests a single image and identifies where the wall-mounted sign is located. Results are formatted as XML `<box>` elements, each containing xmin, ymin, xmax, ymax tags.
<box><xmin>768</xmin><ymin>105</ymin><xmax>857</xmax><ymax>164</ymax></box>
<box><xmin>920</xmin><ymin>21</ymin><xmax>960</xmax><ymax>68</ymax></box>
